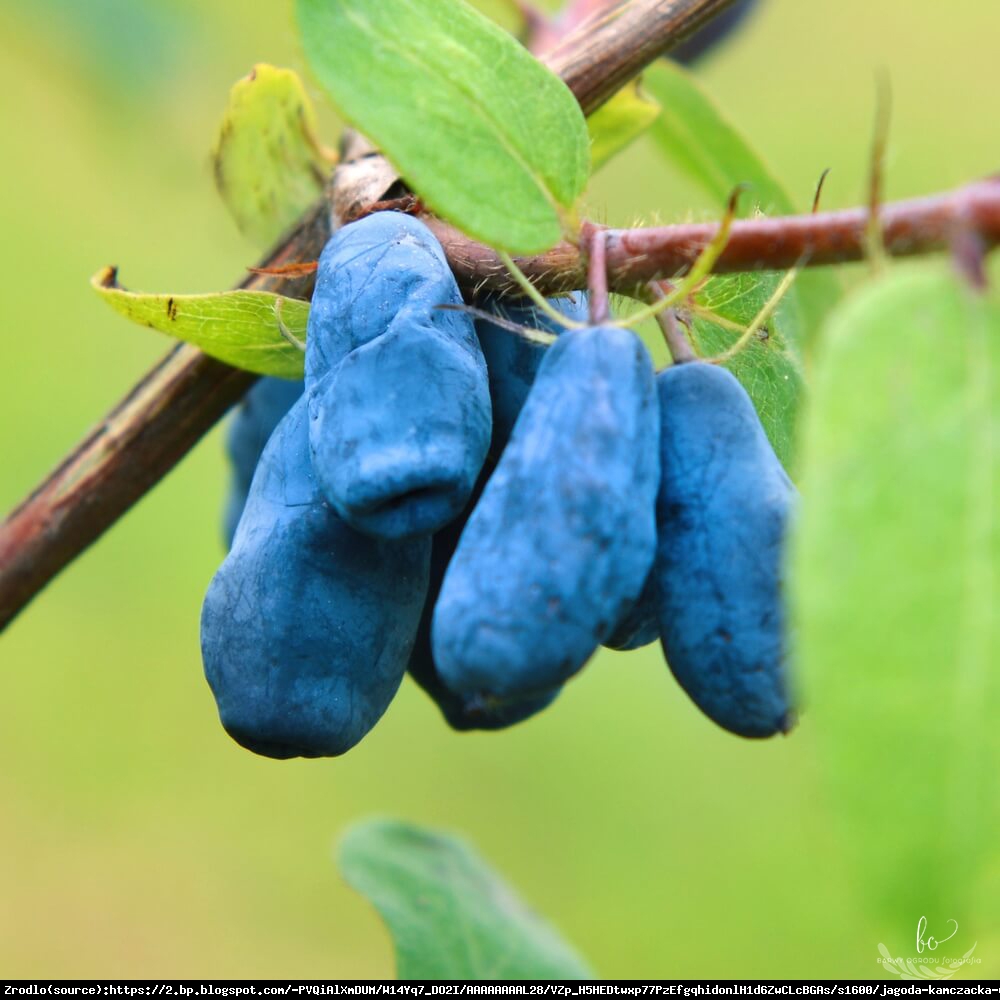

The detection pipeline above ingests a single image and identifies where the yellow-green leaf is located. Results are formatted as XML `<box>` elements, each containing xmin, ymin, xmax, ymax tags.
<box><xmin>212</xmin><ymin>64</ymin><xmax>332</xmax><ymax>250</ymax></box>
<box><xmin>91</xmin><ymin>267</ymin><xmax>306</xmax><ymax>379</ymax></box>
<box><xmin>587</xmin><ymin>80</ymin><xmax>660</xmax><ymax>172</ymax></box>
<box><xmin>296</xmin><ymin>0</ymin><xmax>590</xmax><ymax>254</ymax></box>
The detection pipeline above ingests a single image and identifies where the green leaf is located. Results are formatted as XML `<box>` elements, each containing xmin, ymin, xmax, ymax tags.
<box><xmin>686</xmin><ymin>271</ymin><xmax>804</xmax><ymax>472</ymax></box>
<box><xmin>91</xmin><ymin>267</ymin><xmax>306</xmax><ymax>378</ymax></box>
<box><xmin>296</xmin><ymin>0</ymin><xmax>589</xmax><ymax>254</ymax></box>
<box><xmin>339</xmin><ymin>818</ymin><xmax>594</xmax><ymax>980</ymax></box>
<box><xmin>643</xmin><ymin>59</ymin><xmax>840</xmax><ymax>348</ymax></box>
<box><xmin>212</xmin><ymin>64</ymin><xmax>332</xmax><ymax>249</ymax></box>
<box><xmin>791</xmin><ymin>264</ymin><xmax>999</xmax><ymax>929</ymax></box>
<box><xmin>587</xmin><ymin>80</ymin><xmax>660</xmax><ymax>172</ymax></box>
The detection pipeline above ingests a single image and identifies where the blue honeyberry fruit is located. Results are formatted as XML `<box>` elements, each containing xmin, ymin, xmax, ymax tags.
<box><xmin>474</xmin><ymin>292</ymin><xmax>588</xmax><ymax>448</ymax></box>
<box><xmin>305</xmin><ymin>212</ymin><xmax>491</xmax><ymax>540</ymax></box>
<box><xmin>670</xmin><ymin>0</ymin><xmax>759</xmax><ymax>65</ymax></box>
<box><xmin>407</xmin><ymin>464</ymin><xmax>560</xmax><ymax>730</ymax></box>
<box><xmin>406</xmin><ymin>293</ymin><xmax>587</xmax><ymax>729</ymax></box>
<box><xmin>653</xmin><ymin>362</ymin><xmax>795</xmax><ymax>739</ymax></box>
<box><xmin>477</xmin><ymin>293</ymin><xmax>659</xmax><ymax>655</ymax></box>
<box><xmin>201</xmin><ymin>397</ymin><xmax>430</xmax><ymax>759</ymax></box>
<box><xmin>431</xmin><ymin>325</ymin><xmax>660</xmax><ymax>702</ymax></box>
<box><xmin>603</xmin><ymin>571</ymin><xmax>659</xmax><ymax>651</ymax></box>
<box><xmin>222</xmin><ymin>376</ymin><xmax>304</xmax><ymax>547</ymax></box>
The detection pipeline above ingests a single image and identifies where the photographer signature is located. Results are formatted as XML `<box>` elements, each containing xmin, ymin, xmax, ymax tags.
<box><xmin>916</xmin><ymin>915</ymin><xmax>958</xmax><ymax>953</ymax></box>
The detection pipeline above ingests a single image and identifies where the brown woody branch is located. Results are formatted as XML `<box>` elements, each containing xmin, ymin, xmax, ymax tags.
<box><xmin>425</xmin><ymin>176</ymin><xmax>1000</xmax><ymax>296</ymax></box>
<box><xmin>546</xmin><ymin>0</ymin><xmax>743</xmax><ymax>112</ymax></box>
<box><xmin>0</xmin><ymin>0</ymin><xmax>740</xmax><ymax>631</ymax></box>
<box><xmin>6</xmin><ymin>180</ymin><xmax>997</xmax><ymax>636</ymax></box>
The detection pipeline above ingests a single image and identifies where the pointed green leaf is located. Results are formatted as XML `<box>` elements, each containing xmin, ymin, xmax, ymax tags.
<box><xmin>791</xmin><ymin>264</ymin><xmax>999</xmax><ymax>928</ymax></box>
<box><xmin>91</xmin><ymin>268</ymin><xmax>306</xmax><ymax>378</ymax></box>
<box><xmin>339</xmin><ymin>818</ymin><xmax>594</xmax><ymax>981</ymax></box>
<box><xmin>296</xmin><ymin>0</ymin><xmax>589</xmax><ymax>254</ymax></box>
<box><xmin>587</xmin><ymin>80</ymin><xmax>660</xmax><ymax>172</ymax></box>
<box><xmin>212</xmin><ymin>64</ymin><xmax>332</xmax><ymax>249</ymax></box>
<box><xmin>643</xmin><ymin>59</ymin><xmax>840</xmax><ymax>348</ymax></box>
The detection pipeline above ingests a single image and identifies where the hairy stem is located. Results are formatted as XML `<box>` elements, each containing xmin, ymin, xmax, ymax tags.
<box><xmin>426</xmin><ymin>177</ymin><xmax>1000</xmax><ymax>295</ymax></box>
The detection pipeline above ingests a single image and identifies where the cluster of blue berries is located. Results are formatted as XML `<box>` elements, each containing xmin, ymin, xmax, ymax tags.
<box><xmin>200</xmin><ymin>211</ymin><xmax>794</xmax><ymax>759</ymax></box>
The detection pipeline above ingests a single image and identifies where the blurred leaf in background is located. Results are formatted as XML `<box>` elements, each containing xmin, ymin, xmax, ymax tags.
<box><xmin>792</xmin><ymin>263</ymin><xmax>999</xmax><ymax>933</ymax></box>
<box><xmin>587</xmin><ymin>81</ymin><xmax>661</xmax><ymax>173</ymax></box>
<box><xmin>340</xmin><ymin>819</ymin><xmax>594</xmax><ymax>980</ymax></box>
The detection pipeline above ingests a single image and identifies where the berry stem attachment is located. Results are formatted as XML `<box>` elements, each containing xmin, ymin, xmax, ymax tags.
<box><xmin>648</xmin><ymin>288</ymin><xmax>697</xmax><ymax>364</ymax></box>
<box><xmin>612</xmin><ymin>186</ymin><xmax>741</xmax><ymax>329</ymax></box>
<box><xmin>586</xmin><ymin>226</ymin><xmax>611</xmax><ymax>325</ymax></box>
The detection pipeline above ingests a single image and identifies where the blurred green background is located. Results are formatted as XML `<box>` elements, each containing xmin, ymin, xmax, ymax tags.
<box><xmin>1</xmin><ymin>0</ymin><xmax>996</xmax><ymax>979</ymax></box>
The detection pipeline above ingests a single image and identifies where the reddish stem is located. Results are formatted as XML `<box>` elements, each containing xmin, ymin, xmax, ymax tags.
<box><xmin>424</xmin><ymin>177</ymin><xmax>1000</xmax><ymax>295</ymax></box>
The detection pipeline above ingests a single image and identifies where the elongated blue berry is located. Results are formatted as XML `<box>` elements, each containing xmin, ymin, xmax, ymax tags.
<box><xmin>407</xmin><ymin>294</ymin><xmax>585</xmax><ymax>728</ymax></box>
<box><xmin>408</xmin><ymin>465</ymin><xmax>560</xmax><ymax>729</ymax></box>
<box><xmin>432</xmin><ymin>325</ymin><xmax>659</xmax><ymax>701</ymax></box>
<box><xmin>201</xmin><ymin>398</ymin><xmax>430</xmax><ymax>759</ymax></box>
<box><xmin>654</xmin><ymin>362</ymin><xmax>795</xmax><ymax>738</ymax></box>
<box><xmin>305</xmin><ymin>213</ymin><xmax>491</xmax><ymax>539</ymax></box>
